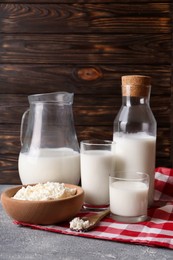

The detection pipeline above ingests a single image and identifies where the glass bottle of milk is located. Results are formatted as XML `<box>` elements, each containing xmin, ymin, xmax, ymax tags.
<box><xmin>113</xmin><ymin>75</ymin><xmax>157</xmax><ymax>206</ymax></box>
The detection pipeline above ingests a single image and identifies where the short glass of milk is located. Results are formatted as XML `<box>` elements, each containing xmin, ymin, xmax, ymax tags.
<box><xmin>80</xmin><ymin>140</ymin><xmax>115</xmax><ymax>210</ymax></box>
<box><xmin>109</xmin><ymin>172</ymin><xmax>149</xmax><ymax>223</ymax></box>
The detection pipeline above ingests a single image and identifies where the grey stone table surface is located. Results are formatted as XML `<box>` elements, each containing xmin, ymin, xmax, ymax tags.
<box><xmin>0</xmin><ymin>185</ymin><xmax>172</xmax><ymax>260</ymax></box>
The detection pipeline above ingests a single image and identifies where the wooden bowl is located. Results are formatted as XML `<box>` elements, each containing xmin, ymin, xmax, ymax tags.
<box><xmin>1</xmin><ymin>184</ymin><xmax>84</xmax><ymax>225</ymax></box>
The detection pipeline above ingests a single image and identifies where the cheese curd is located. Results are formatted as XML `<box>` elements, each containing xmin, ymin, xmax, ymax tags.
<box><xmin>70</xmin><ymin>217</ymin><xmax>90</xmax><ymax>231</ymax></box>
<box><xmin>13</xmin><ymin>182</ymin><xmax>77</xmax><ymax>201</ymax></box>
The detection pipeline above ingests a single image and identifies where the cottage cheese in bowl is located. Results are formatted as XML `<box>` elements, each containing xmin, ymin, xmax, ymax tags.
<box><xmin>13</xmin><ymin>182</ymin><xmax>77</xmax><ymax>201</ymax></box>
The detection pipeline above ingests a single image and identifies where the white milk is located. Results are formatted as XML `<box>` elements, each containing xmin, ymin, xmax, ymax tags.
<box><xmin>110</xmin><ymin>181</ymin><xmax>148</xmax><ymax>217</ymax></box>
<box><xmin>18</xmin><ymin>148</ymin><xmax>80</xmax><ymax>185</ymax></box>
<box><xmin>80</xmin><ymin>150</ymin><xmax>114</xmax><ymax>206</ymax></box>
<box><xmin>113</xmin><ymin>133</ymin><xmax>156</xmax><ymax>205</ymax></box>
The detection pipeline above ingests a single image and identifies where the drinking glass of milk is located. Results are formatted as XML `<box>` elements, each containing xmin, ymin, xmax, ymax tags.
<box><xmin>80</xmin><ymin>140</ymin><xmax>115</xmax><ymax>210</ymax></box>
<box><xmin>109</xmin><ymin>172</ymin><xmax>149</xmax><ymax>223</ymax></box>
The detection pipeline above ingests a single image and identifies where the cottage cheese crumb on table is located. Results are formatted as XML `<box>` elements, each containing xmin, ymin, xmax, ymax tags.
<box><xmin>70</xmin><ymin>217</ymin><xmax>90</xmax><ymax>231</ymax></box>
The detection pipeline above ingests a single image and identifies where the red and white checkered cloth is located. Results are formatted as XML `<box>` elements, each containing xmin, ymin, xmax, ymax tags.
<box><xmin>15</xmin><ymin>167</ymin><xmax>173</xmax><ymax>249</ymax></box>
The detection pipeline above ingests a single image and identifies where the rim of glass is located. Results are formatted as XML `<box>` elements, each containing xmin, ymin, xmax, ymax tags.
<box><xmin>109</xmin><ymin>172</ymin><xmax>149</xmax><ymax>182</ymax></box>
<box><xmin>81</xmin><ymin>139</ymin><xmax>115</xmax><ymax>145</ymax></box>
<box><xmin>28</xmin><ymin>91</ymin><xmax>73</xmax><ymax>104</ymax></box>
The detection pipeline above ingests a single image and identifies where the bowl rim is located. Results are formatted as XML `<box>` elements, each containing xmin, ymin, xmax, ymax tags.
<box><xmin>1</xmin><ymin>183</ymin><xmax>84</xmax><ymax>203</ymax></box>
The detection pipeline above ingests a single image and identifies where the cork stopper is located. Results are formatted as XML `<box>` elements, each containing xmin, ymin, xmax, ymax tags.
<box><xmin>122</xmin><ymin>75</ymin><xmax>151</xmax><ymax>97</ymax></box>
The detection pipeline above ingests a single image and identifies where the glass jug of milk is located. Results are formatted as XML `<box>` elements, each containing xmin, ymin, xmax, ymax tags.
<box><xmin>113</xmin><ymin>75</ymin><xmax>157</xmax><ymax>206</ymax></box>
<box><xmin>18</xmin><ymin>92</ymin><xmax>80</xmax><ymax>185</ymax></box>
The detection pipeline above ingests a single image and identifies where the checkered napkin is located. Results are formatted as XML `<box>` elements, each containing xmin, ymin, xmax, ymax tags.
<box><xmin>14</xmin><ymin>167</ymin><xmax>173</xmax><ymax>249</ymax></box>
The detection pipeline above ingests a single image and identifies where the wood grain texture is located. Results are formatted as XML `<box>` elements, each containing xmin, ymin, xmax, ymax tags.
<box><xmin>0</xmin><ymin>65</ymin><xmax>171</xmax><ymax>95</ymax></box>
<box><xmin>0</xmin><ymin>1</ymin><xmax>171</xmax><ymax>3</ymax></box>
<box><xmin>0</xmin><ymin>34</ymin><xmax>171</xmax><ymax>64</ymax></box>
<box><xmin>0</xmin><ymin>3</ymin><xmax>171</xmax><ymax>33</ymax></box>
<box><xmin>0</xmin><ymin>1</ymin><xmax>172</xmax><ymax>183</ymax></box>
<box><xmin>0</xmin><ymin>94</ymin><xmax>170</xmax><ymax>127</ymax></box>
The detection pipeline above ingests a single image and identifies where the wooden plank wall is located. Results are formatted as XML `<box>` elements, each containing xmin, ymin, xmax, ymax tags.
<box><xmin>0</xmin><ymin>0</ymin><xmax>172</xmax><ymax>184</ymax></box>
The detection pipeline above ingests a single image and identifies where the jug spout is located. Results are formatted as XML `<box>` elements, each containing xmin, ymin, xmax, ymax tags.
<box><xmin>28</xmin><ymin>92</ymin><xmax>74</xmax><ymax>104</ymax></box>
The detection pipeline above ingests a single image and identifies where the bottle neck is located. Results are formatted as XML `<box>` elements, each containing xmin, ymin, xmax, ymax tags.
<box><xmin>122</xmin><ymin>96</ymin><xmax>150</xmax><ymax>106</ymax></box>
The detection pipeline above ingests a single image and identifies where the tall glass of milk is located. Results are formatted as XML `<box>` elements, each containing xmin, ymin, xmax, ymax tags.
<box><xmin>80</xmin><ymin>140</ymin><xmax>115</xmax><ymax>210</ymax></box>
<box><xmin>18</xmin><ymin>92</ymin><xmax>80</xmax><ymax>185</ymax></box>
<box><xmin>113</xmin><ymin>75</ymin><xmax>157</xmax><ymax>206</ymax></box>
<box><xmin>109</xmin><ymin>172</ymin><xmax>149</xmax><ymax>223</ymax></box>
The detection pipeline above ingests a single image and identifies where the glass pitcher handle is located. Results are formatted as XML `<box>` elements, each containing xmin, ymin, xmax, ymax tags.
<box><xmin>20</xmin><ymin>109</ymin><xmax>29</xmax><ymax>146</ymax></box>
